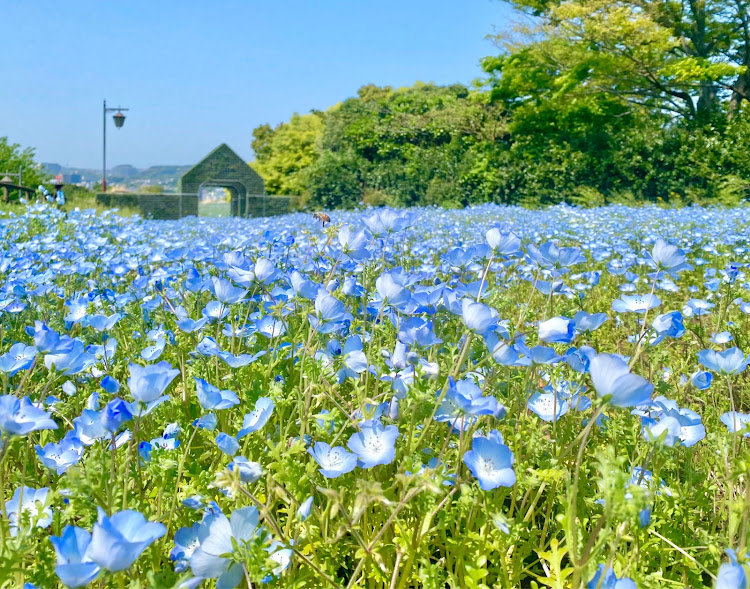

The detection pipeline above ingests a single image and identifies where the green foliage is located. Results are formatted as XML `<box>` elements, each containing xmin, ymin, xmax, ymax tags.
<box><xmin>0</xmin><ymin>137</ymin><xmax>47</xmax><ymax>192</ymax></box>
<box><xmin>250</xmin><ymin>112</ymin><xmax>325</xmax><ymax>198</ymax></box>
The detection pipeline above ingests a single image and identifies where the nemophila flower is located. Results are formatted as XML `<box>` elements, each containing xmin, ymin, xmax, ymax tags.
<box><xmin>36</xmin><ymin>431</ymin><xmax>84</xmax><ymax>474</ymax></box>
<box><xmin>140</xmin><ymin>337</ymin><xmax>166</xmax><ymax>361</ymax></box>
<box><xmin>435</xmin><ymin>378</ymin><xmax>500</xmax><ymax>431</ymax></box>
<box><xmin>128</xmin><ymin>361</ymin><xmax>180</xmax><ymax>403</ymax></box>
<box><xmin>691</xmin><ymin>370</ymin><xmax>713</xmax><ymax>390</ymax></box>
<box><xmin>683</xmin><ymin>298</ymin><xmax>715</xmax><ymax>317</ymax></box>
<box><xmin>376</xmin><ymin>272</ymin><xmax>411</xmax><ymax>307</ymax></box>
<box><xmin>712</xmin><ymin>331</ymin><xmax>734</xmax><ymax>345</ymax></box>
<box><xmin>527</xmin><ymin>391</ymin><xmax>569</xmax><ymax>422</ymax></box>
<box><xmin>195</xmin><ymin>377</ymin><xmax>240</xmax><ymax>410</ymax></box>
<box><xmin>85</xmin><ymin>312</ymin><xmax>121</xmax><ymax>332</ymax></box>
<box><xmin>5</xmin><ymin>486</ymin><xmax>53</xmax><ymax>536</ymax></box>
<box><xmin>0</xmin><ymin>395</ymin><xmax>58</xmax><ymax>437</ymax></box>
<box><xmin>338</xmin><ymin>335</ymin><xmax>368</xmax><ymax>382</ymax></box>
<box><xmin>649</xmin><ymin>238</ymin><xmax>691</xmax><ymax>276</ymax></box>
<box><xmin>486</xmin><ymin>228</ymin><xmax>521</xmax><ymax>256</ymax></box>
<box><xmin>308</xmin><ymin>442</ymin><xmax>357</xmax><ymax>478</ymax></box>
<box><xmin>721</xmin><ymin>412</ymin><xmax>750</xmax><ymax>436</ymax></box>
<box><xmin>210</xmin><ymin>276</ymin><xmax>247</xmax><ymax>304</ymax></box>
<box><xmin>297</xmin><ymin>496</ymin><xmax>314</xmax><ymax>521</ymax></box>
<box><xmin>641</xmin><ymin>415</ymin><xmax>681</xmax><ymax>446</ymax></box>
<box><xmin>101</xmin><ymin>375</ymin><xmax>120</xmax><ymax>394</ymax></box>
<box><xmin>519</xmin><ymin>345</ymin><xmax>563</xmax><ymax>365</ymax></box>
<box><xmin>49</xmin><ymin>526</ymin><xmax>101</xmax><ymax>587</ymax></box>
<box><xmin>0</xmin><ymin>343</ymin><xmax>37</xmax><ymax>376</ymax></box>
<box><xmin>100</xmin><ymin>398</ymin><xmax>133</xmax><ymax>433</ymax></box>
<box><xmin>715</xmin><ymin>550</ymin><xmax>747</xmax><ymax>589</ymax></box>
<box><xmin>338</xmin><ymin>224</ymin><xmax>370</xmax><ymax>259</ymax></box>
<box><xmin>612</xmin><ymin>293</ymin><xmax>661</xmax><ymax>314</ymax></box>
<box><xmin>309</xmin><ymin>292</ymin><xmax>350</xmax><ymax>333</ymax></box>
<box><xmin>190</xmin><ymin>506</ymin><xmax>263</xmax><ymax>588</ymax></box>
<box><xmin>398</xmin><ymin>317</ymin><xmax>442</xmax><ymax>347</ymax></box>
<box><xmin>573</xmin><ymin>311</ymin><xmax>607</xmax><ymax>333</ymax></box>
<box><xmin>527</xmin><ymin>242</ymin><xmax>585</xmax><ymax>270</ymax></box>
<box><xmin>193</xmin><ymin>413</ymin><xmax>218</xmax><ymax>430</ymax></box>
<box><xmin>462</xmin><ymin>430</ymin><xmax>515</xmax><ymax>490</ymax></box>
<box><xmin>44</xmin><ymin>341</ymin><xmax>97</xmax><ymax>375</ymax></box>
<box><xmin>698</xmin><ymin>347</ymin><xmax>749</xmax><ymax>376</ymax></box>
<box><xmin>590</xmin><ymin>354</ymin><xmax>653</xmax><ymax>408</ymax></box>
<box><xmin>88</xmin><ymin>508</ymin><xmax>166</xmax><ymax>571</ymax></box>
<box><xmin>171</xmin><ymin>518</ymin><xmax>214</xmax><ymax>574</ymax></box>
<box><xmin>538</xmin><ymin>316</ymin><xmax>576</xmax><ymax>344</ymax></box>
<box><xmin>237</xmin><ymin>397</ymin><xmax>275</xmax><ymax>438</ymax></box>
<box><xmin>652</xmin><ymin>311</ymin><xmax>685</xmax><ymax>340</ymax></box>
<box><xmin>228</xmin><ymin>456</ymin><xmax>262</xmax><ymax>483</ymax></box>
<box><xmin>587</xmin><ymin>565</ymin><xmax>636</xmax><ymax>589</ymax></box>
<box><xmin>218</xmin><ymin>349</ymin><xmax>266</xmax><ymax>368</ymax></box>
<box><xmin>347</xmin><ymin>421</ymin><xmax>400</xmax><ymax>468</ymax></box>
<box><xmin>177</xmin><ymin>316</ymin><xmax>209</xmax><ymax>333</ymax></box>
<box><xmin>215</xmin><ymin>432</ymin><xmax>240</xmax><ymax>456</ymax></box>
<box><xmin>461</xmin><ymin>299</ymin><xmax>497</xmax><ymax>334</ymax></box>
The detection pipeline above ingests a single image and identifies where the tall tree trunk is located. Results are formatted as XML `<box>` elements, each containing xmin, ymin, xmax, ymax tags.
<box><xmin>728</xmin><ymin>70</ymin><xmax>750</xmax><ymax>117</ymax></box>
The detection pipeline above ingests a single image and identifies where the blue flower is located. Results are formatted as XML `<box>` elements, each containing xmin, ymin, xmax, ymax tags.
<box><xmin>190</xmin><ymin>506</ymin><xmax>263</xmax><ymax>588</ymax></box>
<box><xmin>690</xmin><ymin>371</ymin><xmax>713</xmax><ymax>390</ymax></box>
<box><xmin>462</xmin><ymin>430</ymin><xmax>515</xmax><ymax>490</ymax></box>
<box><xmin>211</xmin><ymin>276</ymin><xmax>247</xmax><ymax>304</ymax></box>
<box><xmin>237</xmin><ymin>397</ymin><xmax>275</xmax><ymax>438</ymax></box>
<box><xmin>573</xmin><ymin>311</ymin><xmax>607</xmax><ymax>333</ymax></box>
<box><xmin>5</xmin><ymin>486</ymin><xmax>53</xmax><ymax>536</ymax></box>
<box><xmin>228</xmin><ymin>456</ymin><xmax>262</xmax><ymax>483</ymax></box>
<box><xmin>587</xmin><ymin>565</ymin><xmax>636</xmax><ymax>589</ymax></box>
<box><xmin>683</xmin><ymin>298</ymin><xmax>715</xmax><ymax>317</ymax></box>
<box><xmin>485</xmin><ymin>228</ymin><xmax>521</xmax><ymax>256</ymax></box>
<box><xmin>49</xmin><ymin>526</ymin><xmax>101</xmax><ymax>587</ymax></box>
<box><xmin>721</xmin><ymin>412</ymin><xmax>750</xmax><ymax>436</ymax></box>
<box><xmin>308</xmin><ymin>442</ymin><xmax>358</xmax><ymax>478</ymax></box>
<box><xmin>297</xmin><ymin>496</ymin><xmax>314</xmax><ymax>521</ymax></box>
<box><xmin>0</xmin><ymin>395</ymin><xmax>57</xmax><ymax>437</ymax></box>
<box><xmin>650</xmin><ymin>238</ymin><xmax>691</xmax><ymax>275</ymax></box>
<box><xmin>715</xmin><ymin>550</ymin><xmax>747</xmax><ymax>589</ymax></box>
<box><xmin>88</xmin><ymin>507</ymin><xmax>166</xmax><ymax>571</ymax></box>
<box><xmin>528</xmin><ymin>392</ymin><xmax>569</xmax><ymax>422</ymax></box>
<box><xmin>652</xmin><ymin>311</ymin><xmax>685</xmax><ymax>340</ymax></box>
<box><xmin>435</xmin><ymin>378</ymin><xmax>500</xmax><ymax>431</ymax></box>
<box><xmin>100</xmin><ymin>398</ymin><xmax>133</xmax><ymax>433</ymax></box>
<box><xmin>170</xmin><ymin>518</ymin><xmax>214</xmax><ymax>573</ymax></box>
<box><xmin>538</xmin><ymin>316</ymin><xmax>576</xmax><ymax>344</ymax></box>
<box><xmin>590</xmin><ymin>354</ymin><xmax>653</xmax><ymax>408</ymax></box>
<box><xmin>612</xmin><ymin>293</ymin><xmax>661</xmax><ymax>314</ymax></box>
<box><xmin>128</xmin><ymin>361</ymin><xmax>180</xmax><ymax>403</ymax></box>
<box><xmin>309</xmin><ymin>293</ymin><xmax>350</xmax><ymax>334</ymax></box>
<box><xmin>347</xmin><ymin>421</ymin><xmax>399</xmax><ymax>468</ymax></box>
<box><xmin>0</xmin><ymin>343</ymin><xmax>37</xmax><ymax>376</ymax></box>
<box><xmin>101</xmin><ymin>375</ymin><xmax>120</xmax><ymax>394</ymax></box>
<box><xmin>461</xmin><ymin>299</ymin><xmax>497</xmax><ymax>334</ymax></box>
<box><xmin>215</xmin><ymin>432</ymin><xmax>240</xmax><ymax>456</ymax></box>
<box><xmin>36</xmin><ymin>431</ymin><xmax>84</xmax><ymax>474</ymax></box>
<box><xmin>698</xmin><ymin>347</ymin><xmax>749</xmax><ymax>376</ymax></box>
<box><xmin>376</xmin><ymin>272</ymin><xmax>411</xmax><ymax>307</ymax></box>
<box><xmin>195</xmin><ymin>377</ymin><xmax>239</xmax><ymax>410</ymax></box>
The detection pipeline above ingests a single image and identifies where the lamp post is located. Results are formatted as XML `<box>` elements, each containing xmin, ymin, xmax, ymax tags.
<box><xmin>102</xmin><ymin>100</ymin><xmax>129</xmax><ymax>192</ymax></box>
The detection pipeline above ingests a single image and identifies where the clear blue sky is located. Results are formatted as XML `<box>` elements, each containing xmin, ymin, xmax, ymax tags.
<box><xmin>1</xmin><ymin>0</ymin><xmax>514</xmax><ymax>169</ymax></box>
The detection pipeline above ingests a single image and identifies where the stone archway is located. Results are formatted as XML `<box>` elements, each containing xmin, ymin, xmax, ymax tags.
<box><xmin>179</xmin><ymin>143</ymin><xmax>265</xmax><ymax>216</ymax></box>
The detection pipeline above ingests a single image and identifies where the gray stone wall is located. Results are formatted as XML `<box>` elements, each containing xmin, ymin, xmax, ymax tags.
<box><xmin>95</xmin><ymin>193</ymin><xmax>199</xmax><ymax>220</ymax></box>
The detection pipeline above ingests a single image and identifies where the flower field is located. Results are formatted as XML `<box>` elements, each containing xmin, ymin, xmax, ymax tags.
<box><xmin>3</xmin><ymin>203</ymin><xmax>750</xmax><ymax>588</ymax></box>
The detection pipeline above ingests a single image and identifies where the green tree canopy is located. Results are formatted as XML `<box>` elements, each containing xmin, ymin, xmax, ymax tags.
<box><xmin>0</xmin><ymin>137</ymin><xmax>47</xmax><ymax>192</ymax></box>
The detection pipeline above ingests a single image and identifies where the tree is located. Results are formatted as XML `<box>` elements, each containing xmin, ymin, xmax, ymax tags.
<box><xmin>250</xmin><ymin>112</ymin><xmax>325</xmax><ymax>196</ymax></box>
<box><xmin>0</xmin><ymin>137</ymin><xmax>47</xmax><ymax>191</ymax></box>
<box><xmin>485</xmin><ymin>0</ymin><xmax>747</xmax><ymax>121</ymax></box>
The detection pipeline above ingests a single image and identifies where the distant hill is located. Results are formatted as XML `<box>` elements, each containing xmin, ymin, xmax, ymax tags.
<box><xmin>42</xmin><ymin>163</ymin><xmax>192</xmax><ymax>192</ymax></box>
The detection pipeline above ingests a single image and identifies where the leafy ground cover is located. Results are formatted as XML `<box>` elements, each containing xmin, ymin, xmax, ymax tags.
<box><xmin>1</xmin><ymin>203</ymin><xmax>750</xmax><ymax>588</ymax></box>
